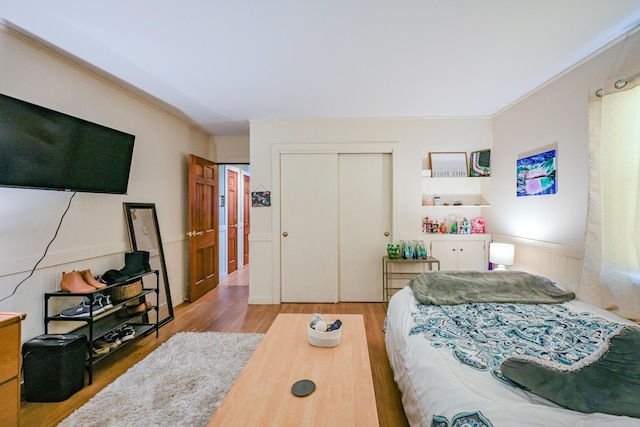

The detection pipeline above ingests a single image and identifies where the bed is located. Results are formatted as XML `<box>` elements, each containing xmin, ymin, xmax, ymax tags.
<box><xmin>385</xmin><ymin>271</ymin><xmax>640</xmax><ymax>427</ymax></box>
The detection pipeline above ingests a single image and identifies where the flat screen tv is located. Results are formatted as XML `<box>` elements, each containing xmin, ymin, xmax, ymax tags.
<box><xmin>0</xmin><ymin>93</ymin><xmax>135</xmax><ymax>194</ymax></box>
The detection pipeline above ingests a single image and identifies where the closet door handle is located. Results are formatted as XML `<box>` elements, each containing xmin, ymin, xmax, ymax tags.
<box><xmin>282</xmin><ymin>232</ymin><xmax>288</xmax><ymax>237</ymax></box>
<box><xmin>384</xmin><ymin>231</ymin><xmax>389</xmax><ymax>237</ymax></box>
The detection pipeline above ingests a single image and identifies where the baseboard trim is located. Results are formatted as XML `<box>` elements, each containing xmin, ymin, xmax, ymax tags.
<box><xmin>248</xmin><ymin>297</ymin><xmax>275</xmax><ymax>305</ymax></box>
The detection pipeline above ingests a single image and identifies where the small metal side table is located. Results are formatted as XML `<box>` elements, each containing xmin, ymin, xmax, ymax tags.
<box><xmin>382</xmin><ymin>256</ymin><xmax>440</xmax><ymax>306</ymax></box>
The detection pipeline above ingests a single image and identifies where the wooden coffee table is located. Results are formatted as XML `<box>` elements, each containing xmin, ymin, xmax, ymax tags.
<box><xmin>208</xmin><ymin>313</ymin><xmax>379</xmax><ymax>426</ymax></box>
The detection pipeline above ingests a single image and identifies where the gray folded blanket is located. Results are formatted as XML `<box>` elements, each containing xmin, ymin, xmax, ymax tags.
<box><xmin>501</xmin><ymin>325</ymin><xmax>640</xmax><ymax>418</ymax></box>
<box><xmin>409</xmin><ymin>271</ymin><xmax>575</xmax><ymax>305</ymax></box>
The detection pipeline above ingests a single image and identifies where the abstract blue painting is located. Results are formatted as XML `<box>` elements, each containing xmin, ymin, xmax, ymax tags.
<box><xmin>516</xmin><ymin>149</ymin><xmax>557</xmax><ymax>197</ymax></box>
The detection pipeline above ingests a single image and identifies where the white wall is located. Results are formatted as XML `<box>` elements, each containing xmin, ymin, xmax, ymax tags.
<box><xmin>248</xmin><ymin>29</ymin><xmax>640</xmax><ymax>305</ymax></box>
<box><xmin>249</xmin><ymin>118</ymin><xmax>492</xmax><ymax>303</ymax></box>
<box><xmin>0</xmin><ymin>26</ymin><xmax>210</xmax><ymax>341</ymax></box>
<box><xmin>487</xmin><ymin>29</ymin><xmax>640</xmax><ymax>247</ymax></box>
<box><xmin>211</xmin><ymin>134</ymin><xmax>250</xmax><ymax>163</ymax></box>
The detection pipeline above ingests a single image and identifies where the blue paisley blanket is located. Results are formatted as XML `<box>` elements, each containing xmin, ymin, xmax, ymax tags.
<box><xmin>409</xmin><ymin>300</ymin><xmax>625</xmax><ymax>384</ymax></box>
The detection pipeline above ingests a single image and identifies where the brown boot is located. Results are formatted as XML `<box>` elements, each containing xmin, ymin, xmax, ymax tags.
<box><xmin>60</xmin><ymin>271</ymin><xmax>95</xmax><ymax>293</ymax></box>
<box><xmin>117</xmin><ymin>301</ymin><xmax>152</xmax><ymax>318</ymax></box>
<box><xmin>80</xmin><ymin>269</ymin><xmax>107</xmax><ymax>289</ymax></box>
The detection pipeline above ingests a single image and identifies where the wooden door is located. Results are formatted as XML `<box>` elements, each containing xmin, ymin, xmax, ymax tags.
<box><xmin>280</xmin><ymin>153</ymin><xmax>339</xmax><ymax>302</ymax></box>
<box><xmin>188</xmin><ymin>154</ymin><xmax>219</xmax><ymax>301</ymax></box>
<box><xmin>338</xmin><ymin>153</ymin><xmax>392</xmax><ymax>302</ymax></box>
<box><xmin>227</xmin><ymin>169</ymin><xmax>238</xmax><ymax>274</ymax></box>
<box><xmin>243</xmin><ymin>173</ymin><xmax>250</xmax><ymax>265</ymax></box>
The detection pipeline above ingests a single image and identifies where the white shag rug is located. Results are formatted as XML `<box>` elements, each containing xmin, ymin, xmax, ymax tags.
<box><xmin>58</xmin><ymin>331</ymin><xmax>263</xmax><ymax>427</ymax></box>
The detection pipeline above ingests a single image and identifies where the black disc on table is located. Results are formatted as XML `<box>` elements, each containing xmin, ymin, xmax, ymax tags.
<box><xmin>291</xmin><ymin>379</ymin><xmax>316</xmax><ymax>397</ymax></box>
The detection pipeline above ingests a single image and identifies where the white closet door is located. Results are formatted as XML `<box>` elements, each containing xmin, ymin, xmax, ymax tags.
<box><xmin>338</xmin><ymin>153</ymin><xmax>392</xmax><ymax>302</ymax></box>
<box><xmin>280</xmin><ymin>153</ymin><xmax>339</xmax><ymax>302</ymax></box>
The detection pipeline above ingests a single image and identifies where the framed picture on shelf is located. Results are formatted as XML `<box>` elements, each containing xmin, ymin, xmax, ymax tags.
<box><xmin>429</xmin><ymin>152</ymin><xmax>468</xmax><ymax>177</ymax></box>
<box><xmin>470</xmin><ymin>149</ymin><xmax>491</xmax><ymax>177</ymax></box>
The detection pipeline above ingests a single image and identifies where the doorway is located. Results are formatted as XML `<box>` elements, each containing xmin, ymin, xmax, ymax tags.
<box><xmin>227</xmin><ymin>169</ymin><xmax>238</xmax><ymax>275</ymax></box>
<box><xmin>220</xmin><ymin>164</ymin><xmax>250</xmax><ymax>281</ymax></box>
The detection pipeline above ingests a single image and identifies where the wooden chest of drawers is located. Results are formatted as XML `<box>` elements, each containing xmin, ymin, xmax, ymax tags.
<box><xmin>0</xmin><ymin>312</ymin><xmax>26</xmax><ymax>427</ymax></box>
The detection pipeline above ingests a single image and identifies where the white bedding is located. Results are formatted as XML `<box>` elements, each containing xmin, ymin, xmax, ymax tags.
<box><xmin>385</xmin><ymin>286</ymin><xmax>640</xmax><ymax>427</ymax></box>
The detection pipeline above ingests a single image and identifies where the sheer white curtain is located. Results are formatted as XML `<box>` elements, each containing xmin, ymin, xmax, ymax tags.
<box><xmin>580</xmin><ymin>74</ymin><xmax>640</xmax><ymax>322</ymax></box>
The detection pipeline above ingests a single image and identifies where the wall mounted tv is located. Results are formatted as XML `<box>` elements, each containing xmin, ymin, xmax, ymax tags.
<box><xmin>0</xmin><ymin>93</ymin><xmax>135</xmax><ymax>194</ymax></box>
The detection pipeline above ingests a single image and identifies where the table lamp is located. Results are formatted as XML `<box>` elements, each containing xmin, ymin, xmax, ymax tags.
<box><xmin>490</xmin><ymin>243</ymin><xmax>514</xmax><ymax>271</ymax></box>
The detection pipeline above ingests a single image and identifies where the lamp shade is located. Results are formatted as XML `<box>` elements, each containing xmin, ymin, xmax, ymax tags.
<box><xmin>490</xmin><ymin>243</ymin><xmax>514</xmax><ymax>270</ymax></box>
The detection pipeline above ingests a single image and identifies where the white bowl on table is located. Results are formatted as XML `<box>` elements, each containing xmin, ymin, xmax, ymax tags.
<box><xmin>307</xmin><ymin>323</ymin><xmax>342</xmax><ymax>348</ymax></box>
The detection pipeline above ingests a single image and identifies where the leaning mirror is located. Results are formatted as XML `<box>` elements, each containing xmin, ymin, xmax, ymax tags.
<box><xmin>123</xmin><ymin>203</ymin><xmax>174</xmax><ymax>328</ymax></box>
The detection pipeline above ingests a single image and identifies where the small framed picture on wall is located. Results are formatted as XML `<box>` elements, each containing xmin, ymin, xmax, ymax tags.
<box><xmin>429</xmin><ymin>152</ymin><xmax>468</xmax><ymax>177</ymax></box>
<box><xmin>251</xmin><ymin>191</ymin><xmax>271</xmax><ymax>207</ymax></box>
<box><xmin>517</xmin><ymin>149</ymin><xmax>557</xmax><ymax>197</ymax></box>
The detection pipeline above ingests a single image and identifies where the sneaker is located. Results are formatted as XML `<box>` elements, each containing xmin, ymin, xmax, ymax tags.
<box><xmin>116</xmin><ymin>324</ymin><xmax>136</xmax><ymax>342</ymax></box>
<box><xmin>60</xmin><ymin>293</ymin><xmax>113</xmax><ymax>317</ymax></box>
<box><xmin>102</xmin><ymin>330</ymin><xmax>122</xmax><ymax>347</ymax></box>
<box><xmin>60</xmin><ymin>298</ymin><xmax>92</xmax><ymax>317</ymax></box>
<box><xmin>94</xmin><ymin>293</ymin><xmax>113</xmax><ymax>312</ymax></box>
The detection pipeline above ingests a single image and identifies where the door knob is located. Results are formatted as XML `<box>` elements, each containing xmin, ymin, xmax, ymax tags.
<box><xmin>283</xmin><ymin>232</ymin><xmax>288</xmax><ymax>237</ymax></box>
<box><xmin>384</xmin><ymin>231</ymin><xmax>389</xmax><ymax>237</ymax></box>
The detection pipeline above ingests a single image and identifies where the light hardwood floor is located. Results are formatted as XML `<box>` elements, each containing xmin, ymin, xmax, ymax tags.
<box><xmin>20</xmin><ymin>265</ymin><xmax>410</xmax><ymax>426</ymax></box>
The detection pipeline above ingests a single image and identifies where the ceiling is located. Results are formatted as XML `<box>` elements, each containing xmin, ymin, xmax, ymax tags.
<box><xmin>2</xmin><ymin>1</ymin><xmax>640</xmax><ymax>136</ymax></box>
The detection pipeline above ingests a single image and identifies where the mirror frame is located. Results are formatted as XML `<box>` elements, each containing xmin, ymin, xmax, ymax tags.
<box><xmin>123</xmin><ymin>202</ymin><xmax>174</xmax><ymax>328</ymax></box>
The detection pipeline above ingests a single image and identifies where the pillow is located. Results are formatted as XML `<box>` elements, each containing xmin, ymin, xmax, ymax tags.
<box><xmin>501</xmin><ymin>326</ymin><xmax>640</xmax><ymax>418</ymax></box>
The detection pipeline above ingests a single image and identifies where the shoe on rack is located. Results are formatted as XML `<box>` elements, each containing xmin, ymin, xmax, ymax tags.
<box><xmin>93</xmin><ymin>293</ymin><xmax>114</xmax><ymax>312</ymax></box>
<box><xmin>117</xmin><ymin>301</ymin><xmax>152</xmax><ymax>318</ymax></box>
<box><xmin>60</xmin><ymin>271</ymin><xmax>95</xmax><ymax>293</ymax></box>
<box><xmin>116</xmin><ymin>324</ymin><xmax>136</xmax><ymax>342</ymax></box>
<box><xmin>100</xmin><ymin>251</ymin><xmax>152</xmax><ymax>285</ymax></box>
<box><xmin>80</xmin><ymin>269</ymin><xmax>107</xmax><ymax>289</ymax></box>
<box><xmin>119</xmin><ymin>251</ymin><xmax>152</xmax><ymax>278</ymax></box>
<box><xmin>91</xmin><ymin>342</ymin><xmax>110</xmax><ymax>356</ymax></box>
<box><xmin>102</xmin><ymin>330</ymin><xmax>122</xmax><ymax>347</ymax></box>
<box><xmin>94</xmin><ymin>337</ymin><xmax>118</xmax><ymax>352</ymax></box>
<box><xmin>59</xmin><ymin>293</ymin><xmax>113</xmax><ymax>318</ymax></box>
<box><xmin>120</xmin><ymin>251</ymin><xmax>151</xmax><ymax>277</ymax></box>
<box><xmin>100</xmin><ymin>269</ymin><xmax>128</xmax><ymax>285</ymax></box>
<box><xmin>60</xmin><ymin>298</ymin><xmax>92</xmax><ymax>317</ymax></box>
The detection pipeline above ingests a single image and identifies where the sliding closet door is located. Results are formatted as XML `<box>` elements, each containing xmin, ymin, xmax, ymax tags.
<box><xmin>280</xmin><ymin>153</ymin><xmax>339</xmax><ymax>302</ymax></box>
<box><xmin>339</xmin><ymin>153</ymin><xmax>392</xmax><ymax>301</ymax></box>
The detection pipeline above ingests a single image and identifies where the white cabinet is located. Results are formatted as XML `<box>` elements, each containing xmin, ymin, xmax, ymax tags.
<box><xmin>428</xmin><ymin>234</ymin><xmax>490</xmax><ymax>271</ymax></box>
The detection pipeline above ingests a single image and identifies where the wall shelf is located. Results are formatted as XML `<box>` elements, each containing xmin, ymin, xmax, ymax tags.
<box><xmin>421</xmin><ymin>176</ymin><xmax>490</xmax><ymax>207</ymax></box>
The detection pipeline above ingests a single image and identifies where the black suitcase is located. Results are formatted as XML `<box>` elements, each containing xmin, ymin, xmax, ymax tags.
<box><xmin>22</xmin><ymin>334</ymin><xmax>87</xmax><ymax>402</ymax></box>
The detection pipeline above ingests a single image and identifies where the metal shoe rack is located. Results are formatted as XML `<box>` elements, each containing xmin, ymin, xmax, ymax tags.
<box><xmin>44</xmin><ymin>270</ymin><xmax>160</xmax><ymax>384</ymax></box>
